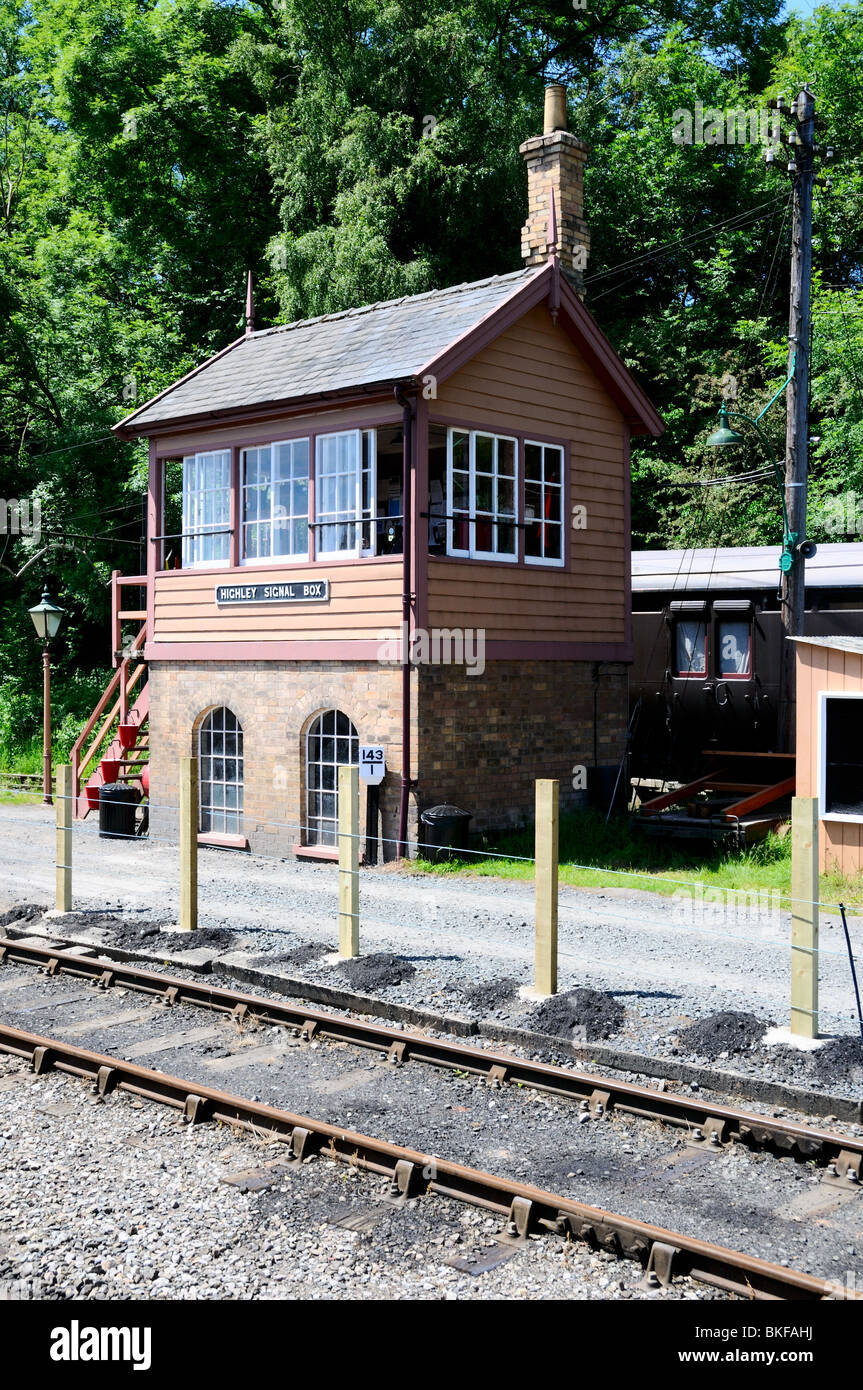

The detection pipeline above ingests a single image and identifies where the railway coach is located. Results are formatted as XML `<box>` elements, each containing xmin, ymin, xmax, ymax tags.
<box><xmin>630</xmin><ymin>542</ymin><xmax>863</xmax><ymax>785</ymax></box>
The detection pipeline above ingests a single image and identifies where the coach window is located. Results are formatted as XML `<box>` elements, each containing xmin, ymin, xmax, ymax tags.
<box><xmin>306</xmin><ymin>710</ymin><xmax>359</xmax><ymax>846</ymax></box>
<box><xmin>199</xmin><ymin>707</ymin><xmax>244</xmax><ymax>834</ymax></box>
<box><xmin>821</xmin><ymin>696</ymin><xmax>863</xmax><ymax>819</ymax></box>
<box><xmin>718</xmin><ymin>619</ymin><xmax>751</xmax><ymax>677</ymax></box>
<box><xmin>674</xmin><ymin>620</ymin><xmax>707</xmax><ymax>677</ymax></box>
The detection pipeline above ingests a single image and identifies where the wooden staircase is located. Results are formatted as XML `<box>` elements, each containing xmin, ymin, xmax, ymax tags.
<box><xmin>72</xmin><ymin>591</ymin><xmax>149</xmax><ymax>819</ymax></box>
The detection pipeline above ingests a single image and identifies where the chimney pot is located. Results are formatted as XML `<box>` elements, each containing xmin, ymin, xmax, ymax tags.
<box><xmin>543</xmin><ymin>85</ymin><xmax>568</xmax><ymax>134</ymax></box>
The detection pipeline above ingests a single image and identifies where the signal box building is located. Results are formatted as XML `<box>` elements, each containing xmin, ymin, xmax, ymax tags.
<box><xmin>76</xmin><ymin>88</ymin><xmax>663</xmax><ymax>858</ymax></box>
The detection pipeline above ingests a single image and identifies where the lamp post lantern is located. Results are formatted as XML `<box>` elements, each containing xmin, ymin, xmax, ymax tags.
<box><xmin>28</xmin><ymin>589</ymin><xmax>65</xmax><ymax>805</ymax></box>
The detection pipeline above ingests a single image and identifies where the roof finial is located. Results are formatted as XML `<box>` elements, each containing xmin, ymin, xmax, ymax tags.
<box><xmin>245</xmin><ymin>270</ymin><xmax>255</xmax><ymax>336</ymax></box>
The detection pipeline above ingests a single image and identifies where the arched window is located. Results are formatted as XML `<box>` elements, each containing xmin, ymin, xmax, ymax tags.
<box><xmin>199</xmin><ymin>707</ymin><xmax>244</xmax><ymax>834</ymax></box>
<box><xmin>306</xmin><ymin>710</ymin><xmax>359</xmax><ymax>846</ymax></box>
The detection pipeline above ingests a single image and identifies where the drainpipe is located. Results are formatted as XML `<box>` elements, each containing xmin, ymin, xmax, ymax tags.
<box><xmin>394</xmin><ymin>384</ymin><xmax>415</xmax><ymax>856</ymax></box>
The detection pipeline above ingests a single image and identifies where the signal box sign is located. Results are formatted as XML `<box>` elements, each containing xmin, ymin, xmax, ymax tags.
<box><xmin>215</xmin><ymin>580</ymin><xmax>329</xmax><ymax>605</ymax></box>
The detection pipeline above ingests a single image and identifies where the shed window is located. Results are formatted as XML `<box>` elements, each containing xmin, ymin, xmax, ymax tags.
<box><xmin>182</xmin><ymin>451</ymin><xmax>231</xmax><ymax>568</ymax></box>
<box><xmin>718</xmin><ymin>619</ymin><xmax>751</xmax><ymax>677</ymax></box>
<box><xmin>524</xmin><ymin>442</ymin><xmax>564</xmax><ymax>565</ymax></box>
<box><xmin>306</xmin><ymin>710</ymin><xmax>359</xmax><ymax>846</ymax></box>
<box><xmin>674</xmin><ymin>620</ymin><xmax>706</xmax><ymax>676</ymax></box>
<box><xmin>447</xmin><ymin>429</ymin><xmax>517</xmax><ymax>561</ymax></box>
<box><xmin>823</xmin><ymin>697</ymin><xmax>863</xmax><ymax>817</ymax></box>
<box><xmin>316</xmin><ymin>430</ymin><xmax>375</xmax><ymax>557</ymax></box>
<box><xmin>242</xmin><ymin>439</ymin><xmax>309</xmax><ymax>562</ymax></box>
<box><xmin>199</xmin><ymin>707</ymin><xmax>244</xmax><ymax>835</ymax></box>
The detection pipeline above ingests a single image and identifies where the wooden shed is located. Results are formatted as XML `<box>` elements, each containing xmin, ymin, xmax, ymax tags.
<box><xmin>794</xmin><ymin>634</ymin><xmax>863</xmax><ymax>874</ymax></box>
<box><xmin>71</xmin><ymin>86</ymin><xmax>663</xmax><ymax>858</ymax></box>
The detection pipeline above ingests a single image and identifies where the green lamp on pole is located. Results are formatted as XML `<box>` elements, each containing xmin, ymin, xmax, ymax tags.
<box><xmin>705</xmin><ymin>359</ymin><xmax>814</xmax><ymax>574</ymax></box>
<box><xmin>28</xmin><ymin>589</ymin><xmax>65</xmax><ymax>806</ymax></box>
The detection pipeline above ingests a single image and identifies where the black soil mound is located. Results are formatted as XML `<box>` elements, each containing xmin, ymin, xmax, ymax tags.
<box><xmin>337</xmin><ymin>952</ymin><xmax>416</xmax><ymax>991</ymax></box>
<box><xmin>529</xmin><ymin>988</ymin><xmax>625</xmax><ymax>1041</ymax></box>
<box><xmin>462</xmin><ymin>977</ymin><xmax>519</xmax><ymax>1012</ymax></box>
<box><xmin>814</xmin><ymin>1036</ymin><xmax>863</xmax><ymax>1087</ymax></box>
<box><xmin>679</xmin><ymin>1010</ymin><xmax>767</xmax><ymax>1060</ymax></box>
<box><xmin>272</xmin><ymin>942</ymin><xmax>330</xmax><ymax>968</ymax></box>
<box><xmin>145</xmin><ymin>926</ymin><xmax>236</xmax><ymax>953</ymax></box>
<box><xmin>0</xmin><ymin>903</ymin><xmax>45</xmax><ymax>929</ymax></box>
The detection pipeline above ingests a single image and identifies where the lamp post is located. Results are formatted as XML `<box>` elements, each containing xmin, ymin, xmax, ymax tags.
<box><xmin>28</xmin><ymin>589</ymin><xmax>65</xmax><ymax>805</ymax></box>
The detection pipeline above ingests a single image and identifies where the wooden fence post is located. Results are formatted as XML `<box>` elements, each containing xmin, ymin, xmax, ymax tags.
<box><xmin>535</xmin><ymin>778</ymin><xmax>559</xmax><ymax>996</ymax></box>
<box><xmin>338</xmin><ymin>764</ymin><xmax>360</xmax><ymax>958</ymax></box>
<box><xmin>55</xmin><ymin>764</ymin><xmax>72</xmax><ymax>913</ymax></box>
<box><xmin>790</xmin><ymin>795</ymin><xmax>819</xmax><ymax>1038</ymax></box>
<box><xmin>179</xmin><ymin>756</ymin><xmax>198</xmax><ymax>933</ymax></box>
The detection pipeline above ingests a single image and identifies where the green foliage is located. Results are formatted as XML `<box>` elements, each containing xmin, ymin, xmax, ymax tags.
<box><xmin>0</xmin><ymin>0</ymin><xmax>861</xmax><ymax>762</ymax></box>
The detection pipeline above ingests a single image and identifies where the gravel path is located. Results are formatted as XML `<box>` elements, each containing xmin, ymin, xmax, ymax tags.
<box><xmin>2</xmin><ymin>801</ymin><xmax>862</xmax><ymax>1100</ymax></box>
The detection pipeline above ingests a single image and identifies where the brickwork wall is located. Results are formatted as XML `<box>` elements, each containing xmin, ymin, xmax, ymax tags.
<box><xmin>147</xmin><ymin>657</ymin><xmax>628</xmax><ymax>855</ymax></box>
<box><xmin>147</xmin><ymin>661</ymin><xmax>416</xmax><ymax>859</ymax></box>
<box><xmin>416</xmin><ymin>660</ymin><xmax>628</xmax><ymax>833</ymax></box>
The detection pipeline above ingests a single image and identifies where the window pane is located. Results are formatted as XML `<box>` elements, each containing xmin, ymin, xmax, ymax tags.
<box><xmin>475</xmin><ymin>435</ymin><xmax>493</xmax><ymax>471</ymax></box>
<box><xmin>452</xmin><ymin>432</ymin><xmax>469</xmax><ymax>471</ymax></box>
<box><xmin>525</xmin><ymin>444</ymin><xmax>542</xmax><ymax>481</ymax></box>
<box><xmin>545</xmin><ymin>446</ymin><xmax>563</xmax><ymax>485</ymax></box>
<box><xmin>675</xmin><ymin>621</ymin><xmax>706</xmax><ymax>676</ymax></box>
<box><xmin>718</xmin><ymin>620</ymin><xmax>751</xmax><ymax>676</ymax></box>
<box><xmin>475</xmin><ymin>475</ymin><xmax>493</xmax><ymax>512</ymax></box>
<box><xmin>825</xmin><ymin>699</ymin><xmax>863</xmax><ymax>815</ymax></box>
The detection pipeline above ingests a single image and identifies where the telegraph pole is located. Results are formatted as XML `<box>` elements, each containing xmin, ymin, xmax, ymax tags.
<box><xmin>773</xmin><ymin>86</ymin><xmax>817</xmax><ymax>752</ymax></box>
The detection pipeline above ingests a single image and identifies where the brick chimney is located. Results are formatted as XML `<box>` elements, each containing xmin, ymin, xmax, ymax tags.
<box><xmin>520</xmin><ymin>85</ymin><xmax>590</xmax><ymax>295</ymax></box>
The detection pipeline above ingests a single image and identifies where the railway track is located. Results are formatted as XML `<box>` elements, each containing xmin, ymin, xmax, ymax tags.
<box><xmin>2</xmin><ymin>936</ymin><xmax>861</xmax><ymax>1181</ymax></box>
<box><xmin>1</xmin><ymin>937</ymin><xmax>861</xmax><ymax>1301</ymax></box>
<box><xmin>0</xmin><ymin>1020</ymin><xmax>851</xmax><ymax>1301</ymax></box>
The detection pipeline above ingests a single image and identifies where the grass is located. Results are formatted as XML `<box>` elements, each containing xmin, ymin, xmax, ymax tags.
<box><xmin>414</xmin><ymin>808</ymin><xmax>863</xmax><ymax>910</ymax></box>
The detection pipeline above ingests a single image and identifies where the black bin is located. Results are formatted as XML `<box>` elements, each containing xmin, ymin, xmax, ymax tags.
<box><xmin>420</xmin><ymin>804</ymin><xmax>472</xmax><ymax>862</ymax></box>
<box><xmin>98</xmin><ymin>783</ymin><xmax>141</xmax><ymax>839</ymax></box>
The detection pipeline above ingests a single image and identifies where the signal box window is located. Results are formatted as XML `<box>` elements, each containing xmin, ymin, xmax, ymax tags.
<box><xmin>674</xmin><ymin>620</ymin><xmax>706</xmax><ymax>676</ymax></box>
<box><xmin>823</xmin><ymin>697</ymin><xmax>863</xmax><ymax>818</ymax></box>
<box><xmin>718</xmin><ymin>620</ymin><xmax>751</xmax><ymax>677</ymax></box>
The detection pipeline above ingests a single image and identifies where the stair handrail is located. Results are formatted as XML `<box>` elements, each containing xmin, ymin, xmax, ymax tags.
<box><xmin>71</xmin><ymin>624</ymin><xmax>147</xmax><ymax>798</ymax></box>
<box><xmin>77</xmin><ymin>662</ymin><xmax>147</xmax><ymax>784</ymax></box>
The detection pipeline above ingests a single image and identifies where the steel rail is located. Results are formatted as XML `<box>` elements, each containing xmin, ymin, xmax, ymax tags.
<box><xmin>2</xmin><ymin>936</ymin><xmax>861</xmax><ymax>1177</ymax></box>
<box><xmin>0</xmin><ymin>1020</ymin><xmax>851</xmax><ymax>1301</ymax></box>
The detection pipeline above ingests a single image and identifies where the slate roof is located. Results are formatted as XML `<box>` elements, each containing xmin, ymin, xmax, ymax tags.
<box><xmin>118</xmin><ymin>268</ymin><xmax>540</xmax><ymax>431</ymax></box>
<box><xmin>632</xmin><ymin>544</ymin><xmax>863</xmax><ymax>594</ymax></box>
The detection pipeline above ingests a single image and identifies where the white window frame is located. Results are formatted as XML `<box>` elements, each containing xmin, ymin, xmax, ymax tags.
<box><xmin>305</xmin><ymin>709</ymin><xmax>359</xmax><ymax>846</ymax></box>
<box><xmin>445</xmin><ymin>429</ymin><xmax>518</xmax><ymax>563</ymax></box>
<box><xmin>818</xmin><ymin>691</ymin><xmax>863</xmax><ymax>824</ymax></box>
<box><xmin>314</xmin><ymin>429</ymin><xmax>376</xmax><ymax>559</ymax></box>
<box><xmin>523</xmin><ymin>439</ymin><xmax>565</xmax><ymax>568</ymax></box>
<box><xmin>198</xmin><ymin>706</ymin><xmax>244</xmax><ymax>836</ymax></box>
<box><xmin>241</xmin><ymin>437</ymin><xmax>310</xmax><ymax>566</ymax></box>
<box><xmin>181</xmin><ymin>450</ymin><xmax>231</xmax><ymax>569</ymax></box>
